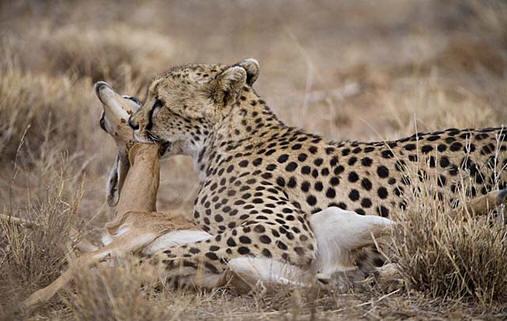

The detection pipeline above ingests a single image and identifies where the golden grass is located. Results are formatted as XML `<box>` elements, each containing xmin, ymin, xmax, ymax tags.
<box><xmin>0</xmin><ymin>0</ymin><xmax>506</xmax><ymax>320</ymax></box>
<box><xmin>0</xmin><ymin>146</ymin><xmax>82</xmax><ymax>319</ymax></box>
<box><xmin>40</xmin><ymin>25</ymin><xmax>174</xmax><ymax>86</ymax></box>
<box><xmin>66</xmin><ymin>259</ymin><xmax>170</xmax><ymax>321</ymax></box>
<box><xmin>0</xmin><ymin>67</ymin><xmax>96</xmax><ymax>163</ymax></box>
<box><xmin>390</xmin><ymin>183</ymin><xmax>507</xmax><ymax>306</ymax></box>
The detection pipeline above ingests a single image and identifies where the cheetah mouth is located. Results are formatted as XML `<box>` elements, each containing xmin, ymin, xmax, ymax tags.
<box><xmin>160</xmin><ymin>140</ymin><xmax>172</xmax><ymax>156</ymax></box>
<box><xmin>145</xmin><ymin>131</ymin><xmax>161</xmax><ymax>143</ymax></box>
<box><xmin>144</xmin><ymin>131</ymin><xmax>172</xmax><ymax>155</ymax></box>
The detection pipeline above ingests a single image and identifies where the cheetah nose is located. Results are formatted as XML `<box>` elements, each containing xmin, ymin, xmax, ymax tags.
<box><xmin>128</xmin><ymin>116</ymin><xmax>139</xmax><ymax>130</ymax></box>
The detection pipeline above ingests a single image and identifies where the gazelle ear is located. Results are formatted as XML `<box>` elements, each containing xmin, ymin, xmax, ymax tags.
<box><xmin>212</xmin><ymin>66</ymin><xmax>247</xmax><ymax>106</ymax></box>
<box><xmin>238</xmin><ymin>58</ymin><xmax>260</xmax><ymax>86</ymax></box>
<box><xmin>106</xmin><ymin>152</ymin><xmax>130</xmax><ymax>206</ymax></box>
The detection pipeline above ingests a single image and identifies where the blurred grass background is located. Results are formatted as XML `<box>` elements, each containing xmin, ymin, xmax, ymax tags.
<box><xmin>0</xmin><ymin>0</ymin><xmax>506</xmax><ymax>320</ymax></box>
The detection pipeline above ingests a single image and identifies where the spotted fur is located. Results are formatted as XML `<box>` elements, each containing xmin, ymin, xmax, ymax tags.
<box><xmin>129</xmin><ymin>59</ymin><xmax>507</xmax><ymax>286</ymax></box>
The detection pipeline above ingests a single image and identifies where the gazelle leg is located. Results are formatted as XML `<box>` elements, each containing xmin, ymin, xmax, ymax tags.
<box><xmin>23</xmin><ymin>231</ymin><xmax>159</xmax><ymax>307</ymax></box>
<box><xmin>23</xmin><ymin>144</ymin><xmax>164</xmax><ymax>307</ymax></box>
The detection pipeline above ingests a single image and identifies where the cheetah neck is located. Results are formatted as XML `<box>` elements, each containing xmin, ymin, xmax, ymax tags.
<box><xmin>194</xmin><ymin>89</ymin><xmax>286</xmax><ymax>181</ymax></box>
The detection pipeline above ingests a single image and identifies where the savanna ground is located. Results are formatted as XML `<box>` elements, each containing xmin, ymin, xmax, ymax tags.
<box><xmin>0</xmin><ymin>0</ymin><xmax>506</xmax><ymax>320</ymax></box>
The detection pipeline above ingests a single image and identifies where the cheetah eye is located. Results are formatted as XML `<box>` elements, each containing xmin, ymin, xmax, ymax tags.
<box><xmin>153</xmin><ymin>98</ymin><xmax>163</xmax><ymax>109</ymax></box>
<box><xmin>146</xmin><ymin>98</ymin><xmax>164</xmax><ymax>131</ymax></box>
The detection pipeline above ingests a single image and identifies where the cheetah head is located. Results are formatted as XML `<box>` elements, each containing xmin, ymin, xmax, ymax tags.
<box><xmin>128</xmin><ymin>58</ymin><xmax>260</xmax><ymax>155</ymax></box>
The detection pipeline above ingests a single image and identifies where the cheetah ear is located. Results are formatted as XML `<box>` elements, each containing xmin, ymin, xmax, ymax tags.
<box><xmin>212</xmin><ymin>66</ymin><xmax>247</xmax><ymax>106</ymax></box>
<box><xmin>238</xmin><ymin>58</ymin><xmax>260</xmax><ymax>86</ymax></box>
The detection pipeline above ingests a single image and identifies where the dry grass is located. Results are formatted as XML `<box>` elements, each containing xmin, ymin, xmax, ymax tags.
<box><xmin>0</xmin><ymin>0</ymin><xmax>506</xmax><ymax>320</ymax></box>
<box><xmin>390</xmin><ymin>179</ymin><xmax>507</xmax><ymax>306</ymax></box>
<box><xmin>39</xmin><ymin>25</ymin><xmax>174</xmax><ymax>87</ymax></box>
<box><xmin>65</xmin><ymin>259</ymin><xmax>170</xmax><ymax>321</ymax></box>
<box><xmin>0</xmin><ymin>67</ymin><xmax>94</xmax><ymax>162</ymax></box>
<box><xmin>393</xmin><ymin>205</ymin><xmax>507</xmax><ymax>305</ymax></box>
<box><xmin>0</xmin><ymin>143</ymin><xmax>82</xmax><ymax>319</ymax></box>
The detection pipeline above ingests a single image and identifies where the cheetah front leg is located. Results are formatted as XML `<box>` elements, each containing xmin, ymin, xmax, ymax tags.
<box><xmin>146</xmin><ymin>220</ymin><xmax>317</xmax><ymax>290</ymax></box>
<box><xmin>146</xmin><ymin>205</ymin><xmax>398</xmax><ymax>292</ymax></box>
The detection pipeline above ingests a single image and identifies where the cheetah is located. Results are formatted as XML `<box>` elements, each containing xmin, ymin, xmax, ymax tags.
<box><xmin>126</xmin><ymin>58</ymin><xmax>507</xmax><ymax>288</ymax></box>
<box><xmin>22</xmin><ymin>81</ymin><xmax>393</xmax><ymax>307</ymax></box>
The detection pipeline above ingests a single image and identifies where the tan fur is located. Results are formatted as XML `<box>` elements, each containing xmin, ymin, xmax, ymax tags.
<box><xmin>22</xmin><ymin>83</ymin><xmax>203</xmax><ymax>308</ymax></box>
<box><xmin>23</xmin><ymin>143</ymin><xmax>200</xmax><ymax>308</ymax></box>
<box><xmin>450</xmin><ymin>188</ymin><xmax>507</xmax><ymax>218</ymax></box>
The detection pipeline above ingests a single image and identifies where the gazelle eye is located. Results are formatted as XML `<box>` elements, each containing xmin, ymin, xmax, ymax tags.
<box><xmin>99</xmin><ymin>112</ymin><xmax>107</xmax><ymax>132</ymax></box>
<box><xmin>127</xmin><ymin>96</ymin><xmax>141</xmax><ymax>105</ymax></box>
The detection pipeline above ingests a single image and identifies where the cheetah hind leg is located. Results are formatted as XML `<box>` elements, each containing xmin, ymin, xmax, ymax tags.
<box><xmin>449</xmin><ymin>187</ymin><xmax>507</xmax><ymax>221</ymax></box>
<box><xmin>309</xmin><ymin>207</ymin><xmax>394</xmax><ymax>288</ymax></box>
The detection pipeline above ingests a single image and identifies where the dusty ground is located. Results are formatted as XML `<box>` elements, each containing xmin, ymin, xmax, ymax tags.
<box><xmin>0</xmin><ymin>0</ymin><xmax>506</xmax><ymax>320</ymax></box>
